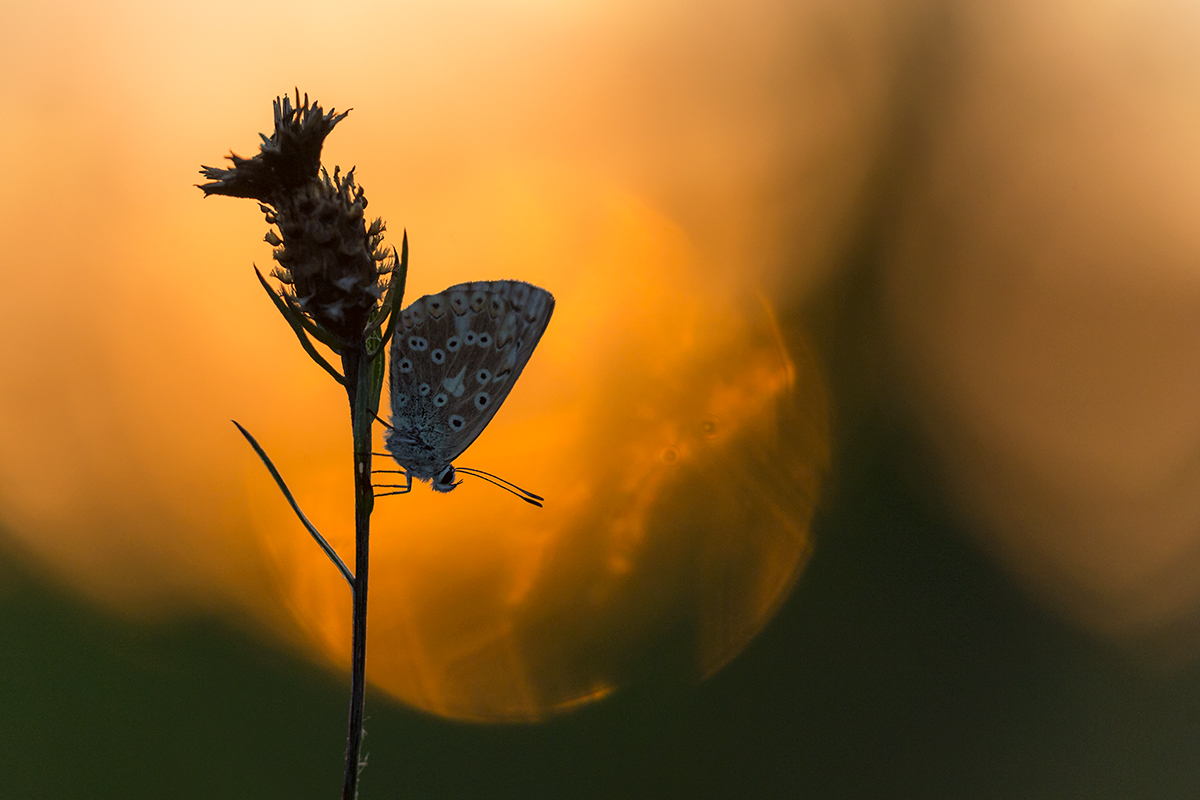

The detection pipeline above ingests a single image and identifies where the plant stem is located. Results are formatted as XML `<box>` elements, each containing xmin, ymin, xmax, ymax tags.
<box><xmin>342</xmin><ymin>343</ymin><xmax>378</xmax><ymax>800</ymax></box>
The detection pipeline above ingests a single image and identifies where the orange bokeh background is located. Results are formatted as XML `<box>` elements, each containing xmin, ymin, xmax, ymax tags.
<box><xmin>0</xmin><ymin>0</ymin><xmax>843</xmax><ymax>719</ymax></box>
<box><xmin>248</xmin><ymin>179</ymin><xmax>829</xmax><ymax>719</ymax></box>
<box><xmin>7</xmin><ymin>0</ymin><xmax>1200</xmax><ymax>722</ymax></box>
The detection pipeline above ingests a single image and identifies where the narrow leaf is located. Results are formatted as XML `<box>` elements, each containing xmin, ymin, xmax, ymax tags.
<box><xmin>232</xmin><ymin>420</ymin><xmax>355</xmax><ymax>589</ymax></box>
<box><xmin>254</xmin><ymin>266</ymin><xmax>347</xmax><ymax>385</ymax></box>
<box><xmin>255</xmin><ymin>265</ymin><xmax>344</xmax><ymax>349</ymax></box>
<box><xmin>367</xmin><ymin>233</ymin><xmax>408</xmax><ymax>361</ymax></box>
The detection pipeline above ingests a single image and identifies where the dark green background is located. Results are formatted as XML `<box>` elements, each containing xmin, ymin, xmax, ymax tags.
<box><xmin>4</xmin><ymin>425</ymin><xmax>1200</xmax><ymax>800</ymax></box>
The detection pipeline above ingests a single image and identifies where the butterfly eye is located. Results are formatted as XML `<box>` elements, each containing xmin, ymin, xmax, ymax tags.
<box><xmin>448</xmin><ymin>414</ymin><xmax>465</xmax><ymax>430</ymax></box>
<box><xmin>431</xmin><ymin>348</ymin><xmax>445</xmax><ymax>364</ymax></box>
<box><xmin>474</xmin><ymin>391</ymin><xmax>490</xmax><ymax>410</ymax></box>
<box><xmin>435</xmin><ymin>465</ymin><xmax>458</xmax><ymax>488</ymax></box>
<box><xmin>433</xmin><ymin>393</ymin><xmax>448</xmax><ymax>407</ymax></box>
<box><xmin>477</xmin><ymin>332</ymin><xmax>492</xmax><ymax>347</ymax></box>
<box><xmin>476</xmin><ymin>369</ymin><xmax>491</xmax><ymax>384</ymax></box>
<box><xmin>464</xmin><ymin>331</ymin><xmax>477</xmax><ymax>346</ymax></box>
<box><xmin>397</xmin><ymin>358</ymin><xmax>413</xmax><ymax>373</ymax></box>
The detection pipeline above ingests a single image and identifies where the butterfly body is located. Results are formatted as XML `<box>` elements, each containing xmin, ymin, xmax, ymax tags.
<box><xmin>384</xmin><ymin>280</ymin><xmax>554</xmax><ymax>493</ymax></box>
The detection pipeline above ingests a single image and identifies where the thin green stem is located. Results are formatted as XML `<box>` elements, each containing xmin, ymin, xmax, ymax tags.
<box><xmin>341</xmin><ymin>340</ymin><xmax>382</xmax><ymax>800</ymax></box>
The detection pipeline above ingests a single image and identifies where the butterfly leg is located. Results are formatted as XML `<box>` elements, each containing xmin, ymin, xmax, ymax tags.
<box><xmin>373</xmin><ymin>469</ymin><xmax>413</xmax><ymax>499</ymax></box>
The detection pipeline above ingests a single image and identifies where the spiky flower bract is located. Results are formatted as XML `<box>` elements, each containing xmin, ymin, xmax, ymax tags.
<box><xmin>199</xmin><ymin>91</ymin><xmax>347</xmax><ymax>203</ymax></box>
<box><xmin>199</xmin><ymin>91</ymin><xmax>395</xmax><ymax>345</ymax></box>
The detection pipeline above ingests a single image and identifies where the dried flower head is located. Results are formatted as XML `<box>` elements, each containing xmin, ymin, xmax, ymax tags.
<box><xmin>265</xmin><ymin>167</ymin><xmax>391</xmax><ymax>341</ymax></box>
<box><xmin>198</xmin><ymin>91</ymin><xmax>348</xmax><ymax>204</ymax></box>
<box><xmin>199</xmin><ymin>91</ymin><xmax>394</xmax><ymax>345</ymax></box>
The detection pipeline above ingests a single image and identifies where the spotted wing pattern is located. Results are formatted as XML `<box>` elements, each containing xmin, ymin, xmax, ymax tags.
<box><xmin>384</xmin><ymin>280</ymin><xmax>554</xmax><ymax>481</ymax></box>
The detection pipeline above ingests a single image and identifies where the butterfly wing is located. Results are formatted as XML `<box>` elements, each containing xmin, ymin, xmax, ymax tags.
<box><xmin>385</xmin><ymin>280</ymin><xmax>554</xmax><ymax>479</ymax></box>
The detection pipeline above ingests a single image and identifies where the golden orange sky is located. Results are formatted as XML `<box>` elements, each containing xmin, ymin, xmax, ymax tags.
<box><xmin>6</xmin><ymin>0</ymin><xmax>1200</xmax><ymax>718</ymax></box>
<box><xmin>0</xmin><ymin>0</ymin><xmax>841</xmax><ymax>719</ymax></box>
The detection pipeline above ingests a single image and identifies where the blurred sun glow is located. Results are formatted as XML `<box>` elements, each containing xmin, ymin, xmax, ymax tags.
<box><xmin>0</xmin><ymin>0</ymin><xmax>841</xmax><ymax>719</ymax></box>
<box><xmin>18</xmin><ymin>0</ymin><xmax>1200</xmax><ymax>716</ymax></box>
<box><xmin>249</xmin><ymin>180</ymin><xmax>828</xmax><ymax>720</ymax></box>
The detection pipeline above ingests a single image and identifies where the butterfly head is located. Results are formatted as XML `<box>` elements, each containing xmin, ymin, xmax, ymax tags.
<box><xmin>432</xmin><ymin>465</ymin><xmax>461</xmax><ymax>493</ymax></box>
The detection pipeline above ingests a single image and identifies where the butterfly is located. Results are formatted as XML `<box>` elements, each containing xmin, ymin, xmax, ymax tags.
<box><xmin>382</xmin><ymin>279</ymin><xmax>554</xmax><ymax>501</ymax></box>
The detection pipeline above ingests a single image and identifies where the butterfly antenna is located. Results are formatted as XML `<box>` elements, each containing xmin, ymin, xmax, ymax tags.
<box><xmin>457</xmin><ymin>467</ymin><xmax>545</xmax><ymax>504</ymax></box>
<box><xmin>371</xmin><ymin>410</ymin><xmax>396</xmax><ymax>431</ymax></box>
<box><xmin>456</xmin><ymin>470</ymin><xmax>547</xmax><ymax>506</ymax></box>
